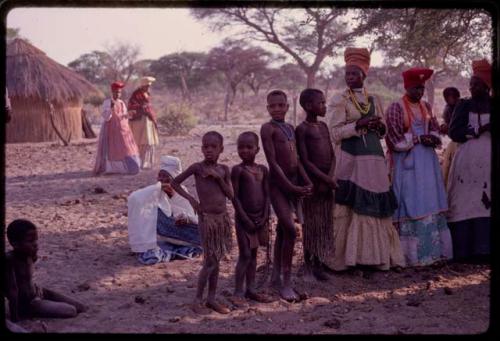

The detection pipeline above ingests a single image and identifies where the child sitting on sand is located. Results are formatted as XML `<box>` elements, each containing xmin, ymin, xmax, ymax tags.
<box><xmin>5</xmin><ymin>219</ymin><xmax>87</xmax><ymax>322</ymax></box>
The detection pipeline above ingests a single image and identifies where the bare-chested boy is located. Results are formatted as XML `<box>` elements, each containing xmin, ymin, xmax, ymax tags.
<box><xmin>296</xmin><ymin>88</ymin><xmax>337</xmax><ymax>281</ymax></box>
<box><xmin>230</xmin><ymin>131</ymin><xmax>274</xmax><ymax>307</ymax></box>
<box><xmin>5</xmin><ymin>219</ymin><xmax>87</xmax><ymax>322</ymax></box>
<box><xmin>171</xmin><ymin>131</ymin><xmax>234</xmax><ymax>314</ymax></box>
<box><xmin>260</xmin><ymin>90</ymin><xmax>313</xmax><ymax>302</ymax></box>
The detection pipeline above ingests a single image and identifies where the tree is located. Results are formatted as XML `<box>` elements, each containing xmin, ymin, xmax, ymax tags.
<box><xmin>363</xmin><ymin>8</ymin><xmax>492</xmax><ymax>106</ymax></box>
<box><xmin>206</xmin><ymin>40</ymin><xmax>272</xmax><ymax>121</ymax></box>
<box><xmin>102</xmin><ymin>41</ymin><xmax>141</xmax><ymax>84</ymax></box>
<box><xmin>68</xmin><ymin>51</ymin><xmax>110</xmax><ymax>85</ymax></box>
<box><xmin>68</xmin><ymin>41</ymin><xmax>142</xmax><ymax>86</ymax></box>
<box><xmin>192</xmin><ymin>8</ymin><xmax>377</xmax><ymax>87</ymax></box>
<box><xmin>149</xmin><ymin>52</ymin><xmax>210</xmax><ymax>100</ymax></box>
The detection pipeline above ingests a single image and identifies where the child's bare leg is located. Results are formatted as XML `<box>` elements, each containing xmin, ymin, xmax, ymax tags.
<box><xmin>245</xmin><ymin>249</ymin><xmax>272</xmax><ymax>303</ymax></box>
<box><xmin>42</xmin><ymin>288</ymin><xmax>87</xmax><ymax>313</ymax></box>
<box><xmin>30</xmin><ymin>298</ymin><xmax>77</xmax><ymax>318</ymax></box>
<box><xmin>205</xmin><ymin>257</ymin><xmax>230</xmax><ymax>314</ymax></box>
<box><xmin>234</xmin><ymin>227</ymin><xmax>252</xmax><ymax>297</ymax></box>
<box><xmin>270</xmin><ymin>223</ymin><xmax>283</xmax><ymax>288</ymax></box>
<box><xmin>303</xmin><ymin>249</ymin><xmax>314</xmax><ymax>279</ymax></box>
<box><xmin>272</xmin><ymin>190</ymin><xmax>299</xmax><ymax>301</ymax></box>
<box><xmin>194</xmin><ymin>257</ymin><xmax>215</xmax><ymax>303</ymax></box>
<box><xmin>245</xmin><ymin>248</ymin><xmax>258</xmax><ymax>295</ymax></box>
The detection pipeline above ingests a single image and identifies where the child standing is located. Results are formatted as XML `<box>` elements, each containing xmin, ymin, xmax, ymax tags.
<box><xmin>230</xmin><ymin>131</ymin><xmax>273</xmax><ymax>306</ymax></box>
<box><xmin>5</xmin><ymin>219</ymin><xmax>87</xmax><ymax>322</ymax></box>
<box><xmin>171</xmin><ymin>131</ymin><xmax>234</xmax><ymax>314</ymax></box>
<box><xmin>260</xmin><ymin>90</ymin><xmax>313</xmax><ymax>302</ymax></box>
<box><xmin>295</xmin><ymin>88</ymin><xmax>337</xmax><ymax>281</ymax></box>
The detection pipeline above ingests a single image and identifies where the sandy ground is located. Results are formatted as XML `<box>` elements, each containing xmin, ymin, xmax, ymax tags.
<box><xmin>4</xmin><ymin>125</ymin><xmax>490</xmax><ymax>334</ymax></box>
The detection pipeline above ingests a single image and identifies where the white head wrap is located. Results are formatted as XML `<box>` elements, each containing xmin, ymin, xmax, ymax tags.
<box><xmin>140</xmin><ymin>76</ymin><xmax>156</xmax><ymax>86</ymax></box>
<box><xmin>159</xmin><ymin>155</ymin><xmax>182</xmax><ymax>178</ymax></box>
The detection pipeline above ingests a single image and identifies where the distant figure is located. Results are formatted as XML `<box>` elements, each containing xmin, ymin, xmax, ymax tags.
<box><xmin>439</xmin><ymin>87</ymin><xmax>461</xmax><ymax>186</ymax></box>
<box><xmin>94</xmin><ymin>81</ymin><xmax>140</xmax><ymax>175</ymax></box>
<box><xmin>295</xmin><ymin>88</ymin><xmax>336</xmax><ymax>281</ymax></box>
<box><xmin>447</xmin><ymin>59</ymin><xmax>491</xmax><ymax>264</ymax></box>
<box><xmin>5</xmin><ymin>219</ymin><xmax>87</xmax><ymax>322</ymax></box>
<box><xmin>386</xmin><ymin>67</ymin><xmax>453</xmax><ymax>267</ymax></box>
<box><xmin>171</xmin><ymin>131</ymin><xmax>234</xmax><ymax>315</ymax></box>
<box><xmin>230</xmin><ymin>131</ymin><xmax>273</xmax><ymax>307</ymax></box>
<box><xmin>328</xmin><ymin>48</ymin><xmax>404</xmax><ymax>274</ymax></box>
<box><xmin>260</xmin><ymin>90</ymin><xmax>313</xmax><ymax>302</ymax></box>
<box><xmin>128</xmin><ymin>76</ymin><xmax>160</xmax><ymax>169</ymax></box>
<box><xmin>6</xmin><ymin>87</ymin><xmax>12</xmax><ymax>123</ymax></box>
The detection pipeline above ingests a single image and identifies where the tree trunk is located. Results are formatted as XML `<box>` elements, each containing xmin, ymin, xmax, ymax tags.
<box><xmin>426</xmin><ymin>75</ymin><xmax>435</xmax><ymax>108</ymax></box>
<box><xmin>223</xmin><ymin>82</ymin><xmax>233</xmax><ymax>121</ymax></box>
<box><xmin>180</xmin><ymin>74</ymin><xmax>190</xmax><ymax>101</ymax></box>
<box><xmin>292</xmin><ymin>94</ymin><xmax>298</xmax><ymax>126</ymax></box>
<box><xmin>306</xmin><ymin>71</ymin><xmax>316</xmax><ymax>88</ymax></box>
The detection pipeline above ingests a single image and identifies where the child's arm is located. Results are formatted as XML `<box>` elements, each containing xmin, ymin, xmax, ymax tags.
<box><xmin>231</xmin><ymin>166</ymin><xmax>257</xmax><ymax>232</ymax></box>
<box><xmin>5</xmin><ymin>258</ymin><xmax>20</xmax><ymax>322</ymax></box>
<box><xmin>296</xmin><ymin>124</ymin><xmax>335</xmax><ymax>188</ymax></box>
<box><xmin>204</xmin><ymin>165</ymin><xmax>234</xmax><ymax>201</ymax></box>
<box><xmin>171</xmin><ymin>164</ymin><xmax>201</xmax><ymax>214</ymax></box>
<box><xmin>260</xmin><ymin>124</ymin><xmax>302</xmax><ymax>194</ymax></box>
<box><xmin>260</xmin><ymin>166</ymin><xmax>271</xmax><ymax>226</ymax></box>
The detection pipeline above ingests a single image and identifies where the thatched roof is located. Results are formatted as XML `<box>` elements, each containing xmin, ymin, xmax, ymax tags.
<box><xmin>6</xmin><ymin>39</ymin><xmax>102</xmax><ymax>103</ymax></box>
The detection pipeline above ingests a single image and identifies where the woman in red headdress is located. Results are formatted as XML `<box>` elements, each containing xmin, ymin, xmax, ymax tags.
<box><xmin>385</xmin><ymin>68</ymin><xmax>452</xmax><ymax>267</ymax></box>
<box><xmin>94</xmin><ymin>82</ymin><xmax>140</xmax><ymax>175</ymax></box>
<box><xmin>446</xmin><ymin>59</ymin><xmax>491</xmax><ymax>264</ymax></box>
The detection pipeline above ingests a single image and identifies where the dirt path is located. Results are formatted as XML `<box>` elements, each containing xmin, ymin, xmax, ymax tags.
<box><xmin>4</xmin><ymin>125</ymin><xmax>490</xmax><ymax>334</ymax></box>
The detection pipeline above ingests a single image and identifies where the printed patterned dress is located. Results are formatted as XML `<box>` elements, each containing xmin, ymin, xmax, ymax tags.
<box><xmin>385</xmin><ymin>98</ymin><xmax>453</xmax><ymax>266</ymax></box>
<box><xmin>328</xmin><ymin>88</ymin><xmax>405</xmax><ymax>271</ymax></box>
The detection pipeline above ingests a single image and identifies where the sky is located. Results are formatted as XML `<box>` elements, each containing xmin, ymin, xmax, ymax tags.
<box><xmin>6</xmin><ymin>6</ymin><xmax>384</xmax><ymax>68</ymax></box>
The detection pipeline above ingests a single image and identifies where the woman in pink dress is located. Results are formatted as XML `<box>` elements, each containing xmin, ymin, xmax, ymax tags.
<box><xmin>94</xmin><ymin>82</ymin><xmax>140</xmax><ymax>175</ymax></box>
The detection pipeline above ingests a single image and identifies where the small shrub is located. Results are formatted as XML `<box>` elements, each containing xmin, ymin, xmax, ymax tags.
<box><xmin>157</xmin><ymin>103</ymin><xmax>198</xmax><ymax>136</ymax></box>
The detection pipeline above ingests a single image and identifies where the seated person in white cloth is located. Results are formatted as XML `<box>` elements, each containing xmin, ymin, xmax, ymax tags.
<box><xmin>127</xmin><ymin>156</ymin><xmax>201</xmax><ymax>261</ymax></box>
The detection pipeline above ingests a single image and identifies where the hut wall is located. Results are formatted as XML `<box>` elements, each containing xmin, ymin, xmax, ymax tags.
<box><xmin>6</xmin><ymin>98</ymin><xmax>83</xmax><ymax>143</ymax></box>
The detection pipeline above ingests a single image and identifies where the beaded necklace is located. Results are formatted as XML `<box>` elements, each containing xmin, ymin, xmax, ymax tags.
<box><xmin>271</xmin><ymin>119</ymin><xmax>296</xmax><ymax>152</ymax></box>
<box><xmin>348</xmin><ymin>88</ymin><xmax>371</xmax><ymax>115</ymax></box>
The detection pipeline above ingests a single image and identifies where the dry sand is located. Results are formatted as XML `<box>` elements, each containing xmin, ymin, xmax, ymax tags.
<box><xmin>4</xmin><ymin>125</ymin><xmax>490</xmax><ymax>334</ymax></box>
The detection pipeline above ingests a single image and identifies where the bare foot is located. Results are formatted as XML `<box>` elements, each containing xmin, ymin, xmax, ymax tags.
<box><xmin>245</xmin><ymin>291</ymin><xmax>274</xmax><ymax>303</ymax></box>
<box><xmin>191</xmin><ymin>301</ymin><xmax>211</xmax><ymax>315</ymax></box>
<box><xmin>228</xmin><ymin>295</ymin><xmax>249</xmax><ymax>308</ymax></box>
<box><xmin>279</xmin><ymin>286</ymin><xmax>299</xmax><ymax>302</ymax></box>
<box><xmin>206</xmin><ymin>300</ymin><xmax>230</xmax><ymax>314</ymax></box>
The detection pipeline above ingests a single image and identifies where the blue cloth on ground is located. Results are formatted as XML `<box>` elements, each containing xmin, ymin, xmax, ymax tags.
<box><xmin>137</xmin><ymin>209</ymin><xmax>203</xmax><ymax>265</ymax></box>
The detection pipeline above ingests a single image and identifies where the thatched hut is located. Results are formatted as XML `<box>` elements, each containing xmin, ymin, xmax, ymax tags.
<box><xmin>6</xmin><ymin>39</ymin><xmax>102</xmax><ymax>143</ymax></box>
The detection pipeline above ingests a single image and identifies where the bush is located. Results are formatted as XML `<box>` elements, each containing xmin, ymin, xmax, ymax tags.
<box><xmin>157</xmin><ymin>103</ymin><xmax>198</xmax><ymax>136</ymax></box>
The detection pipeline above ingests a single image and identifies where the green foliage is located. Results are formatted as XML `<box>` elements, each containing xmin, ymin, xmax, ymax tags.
<box><xmin>83</xmin><ymin>93</ymin><xmax>106</xmax><ymax>107</ymax></box>
<box><xmin>157</xmin><ymin>103</ymin><xmax>198</xmax><ymax>136</ymax></box>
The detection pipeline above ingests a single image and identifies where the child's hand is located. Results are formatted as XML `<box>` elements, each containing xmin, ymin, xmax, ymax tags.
<box><xmin>328</xmin><ymin>178</ymin><xmax>338</xmax><ymax>189</ymax></box>
<box><xmin>203</xmin><ymin>168</ymin><xmax>221</xmax><ymax>180</ymax></box>
<box><xmin>175</xmin><ymin>217</ymin><xmax>189</xmax><ymax>226</ymax></box>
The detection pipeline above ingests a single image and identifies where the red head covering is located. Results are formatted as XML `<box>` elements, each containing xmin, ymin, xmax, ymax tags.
<box><xmin>111</xmin><ymin>81</ymin><xmax>125</xmax><ymax>91</ymax></box>
<box><xmin>472</xmin><ymin>59</ymin><xmax>491</xmax><ymax>89</ymax></box>
<box><xmin>402</xmin><ymin>68</ymin><xmax>434</xmax><ymax>90</ymax></box>
<box><xmin>344</xmin><ymin>47</ymin><xmax>370</xmax><ymax>76</ymax></box>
